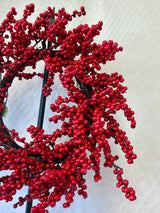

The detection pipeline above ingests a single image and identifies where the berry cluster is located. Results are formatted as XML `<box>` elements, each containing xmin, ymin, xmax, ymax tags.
<box><xmin>0</xmin><ymin>4</ymin><xmax>137</xmax><ymax>213</ymax></box>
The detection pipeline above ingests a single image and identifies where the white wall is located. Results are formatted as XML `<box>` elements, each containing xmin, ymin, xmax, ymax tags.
<box><xmin>0</xmin><ymin>0</ymin><xmax>160</xmax><ymax>212</ymax></box>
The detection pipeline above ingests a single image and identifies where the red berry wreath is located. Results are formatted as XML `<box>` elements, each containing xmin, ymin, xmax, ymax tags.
<box><xmin>0</xmin><ymin>4</ymin><xmax>137</xmax><ymax>213</ymax></box>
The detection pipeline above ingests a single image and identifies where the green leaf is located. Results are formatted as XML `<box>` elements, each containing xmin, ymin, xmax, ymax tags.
<box><xmin>2</xmin><ymin>106</ymin><xmax>8</xmax><ymax>117</ymax></box>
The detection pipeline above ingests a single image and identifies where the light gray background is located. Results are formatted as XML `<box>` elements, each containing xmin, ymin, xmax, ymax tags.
<box><xmin>0</xmin><ymin>0</ymin><xmax>160</xmax><ymax>212</ymax></box>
